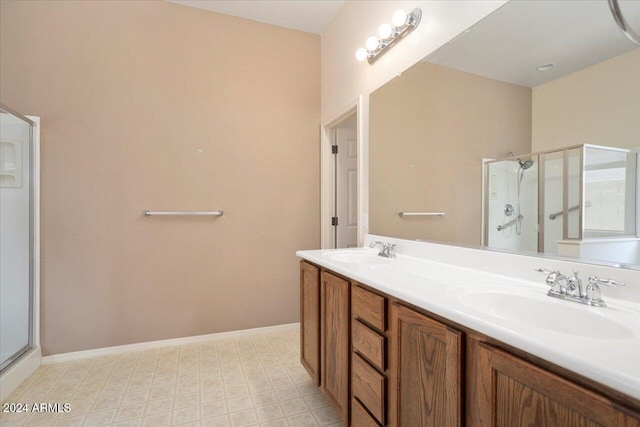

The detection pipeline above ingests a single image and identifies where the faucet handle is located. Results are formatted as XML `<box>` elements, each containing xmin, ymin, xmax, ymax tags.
<box><xmin>585</xmin><ymin>282</ymin><xmax>603</xmax><ymax>303</ymax></box>
<box><xmin>536</xmin><ymin>268</ymin><xmax>567</xmax><ymax>292</ymax></box>
<box><xmin>584</xmin><ymin>276</ymin><xmax>624</xmax><ymax>307</ymax></box>
<box><xmin>588</xmin><ymin>276</ymin><xmax>625</xmax><ymax>287</ymax></box>
<box><xmin>369</xmin><ymin>241</ymin><xmax>383</xmax><ymax>249</ymax></box>
<box><xmin>385</xmin><ymin>243</ymin><xmax>396</xmax><ymax>258</ymax></box>
<box><xmin>536</xmin><ymin>268</ymin><xmax>560</xmax><ymax>284</ymax></box>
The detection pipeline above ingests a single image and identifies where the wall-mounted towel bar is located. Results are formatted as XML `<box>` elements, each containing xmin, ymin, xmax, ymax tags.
<box><xmin>548</xmin><ymin>201</ymin><xmax>591</xmax><ymax>220</ymax></box>
<box><xmin>398</xmin><ymin>211</ymin><xmax>445</xmax><ymax>217</ymax></box>
<box><xmin>497</xmin><ymin>214</ymin><xmax>523</xmax><ymax>231</ymax></box>
<box><xmin>143</xmin><ymin>210</ymin><xmax>223</xmax><ymax>217</ymax></box>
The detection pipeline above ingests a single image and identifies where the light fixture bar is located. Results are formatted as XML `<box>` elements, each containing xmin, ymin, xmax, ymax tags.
<box><xmin>355</xmin><ymin>8</ymin><xmax>422</xmax><ymax>65</ymax></box>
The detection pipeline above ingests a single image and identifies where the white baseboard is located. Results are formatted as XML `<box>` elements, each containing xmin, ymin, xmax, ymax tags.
<box><xmin>0</xmin><ymin>347</ymin><xmax>42</xmax><ymax>401</ymax></box>
<box><xmin>42</xmin><ymin>323</ymin><xmax>300</xmax><ymax>365</ymax></box>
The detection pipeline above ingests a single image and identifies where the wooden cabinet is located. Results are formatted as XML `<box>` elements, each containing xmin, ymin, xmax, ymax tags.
<box><xmin>388</xmin><ymin>303</ymin><xmax>462</xmax><ymax>427</ymax></box>
<box><xmin>351</xmin><ymin>284</ymin><xmax>388</xmax><ymax>426</ymax></box>
<box><xmin>473</xmin><ymin>341</ymin><xmax>640</xmax><ymax>427</ymax></box>
<box><xmin>321</xmin><ymin>271</ymin><xmax>351</xmax><ymax>424</ymax></box>
<box><xmin>352</xmin><ymin>352</ymin><xmax>386</xmax><ymax>424</ymax></box>
<box><xmin>299</xmin><ymin>263</ymin><xmax>640</xmax><ymax>426</ymax></box>
<box><xmin>299</xmin><ymin>264</ymin><xmax>351</xmax><ymax>424</ymax></box>
<box><xmin>352</xmin><ymin>397</ymin><xmax>381</xmax><ymax>427</ymax></box>
<box><xmin>352</xmin><ymin>319</ymin><xmax>385</xmax><ymax>372</ymax></box>
<box><xmin>352</xmin><ymin>284</ymin><xmax>386</xmax><ymax>332</ymax></box>
<box><xmin>300</xmin><ymin>261</ymin><xmax>320</xmax><ymax>385</ymax></box>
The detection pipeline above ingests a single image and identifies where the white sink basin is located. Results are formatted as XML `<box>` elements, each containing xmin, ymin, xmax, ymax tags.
<box><xmin>456</xmin><ymin>287</ymin><xmax>636</xmax><ymax>340</ymax></box>
<box><xmin>324</xmin><ymin>250</ymin><xmax>388</xmax><ymax>264</ymax></box>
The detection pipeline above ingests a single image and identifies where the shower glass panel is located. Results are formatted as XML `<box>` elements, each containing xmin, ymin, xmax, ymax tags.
<box><xmin>542</xmin><ymin>151</ymin><xmax>564</xmax><ymax>254</ymax></box>
<box><xmin>583</xmin><ymin>146</ymin><xmax>637</xmax><ymax>238</ymax></box>
<box><xmin>0</xmin><ymin>108</ymin><xmax>33</xmax><ymax>371</ymax></box>
<box><xmin>485</xmin><ymin>156</ymin><xmax>539</xmax><ymax>253</ymax></box>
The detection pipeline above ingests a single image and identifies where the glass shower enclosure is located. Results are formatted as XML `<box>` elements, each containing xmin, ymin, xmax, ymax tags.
<box><xmin>0</xmin><ymin>104</ymin><xmax>36</xmax><ymax>372</ymax></box>
<box><xmin>484</xmin><ymin>144</ymin><xmax>639</xmax><ymax>265</ymax></box>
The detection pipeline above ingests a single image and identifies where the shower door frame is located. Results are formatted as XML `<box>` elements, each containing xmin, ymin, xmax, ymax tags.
<box><xmin>0</xmin><ymin>104</ymin><xmax>40</xmax><ymax>373</ymax></box>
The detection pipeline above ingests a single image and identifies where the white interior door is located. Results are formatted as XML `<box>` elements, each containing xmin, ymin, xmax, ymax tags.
<box><xmin>336</xmin><ymin>127</ymin><xmax>357</xmax><ymax>248</ymax></box>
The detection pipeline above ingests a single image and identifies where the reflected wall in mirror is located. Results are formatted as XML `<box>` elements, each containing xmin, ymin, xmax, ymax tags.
<box><xmin>369</xmin><ymin>0</ymin><xmax>640</xmax><ymax>268</ymax></box>
<box><xmin>370</xmin><ymin>60</ymin><xmax>532</xmax><ymax>245</ymax></box>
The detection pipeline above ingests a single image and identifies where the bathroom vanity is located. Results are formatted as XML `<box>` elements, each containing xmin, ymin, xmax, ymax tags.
<box><xmin>297</xmin><ymin>238</ymin><xmax>640</xmax><ymax>426</ymax></box>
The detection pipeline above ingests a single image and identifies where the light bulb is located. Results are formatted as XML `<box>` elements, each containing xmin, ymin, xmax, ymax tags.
<box><xmin>392</xmin><ymin>9</ymin><xmax>408</xmax><ymax>27</ymax></box>
<box><xmin>355</xmin><ymin>48</ymin><xmax>368</xmax><ymax>62</ymax></box>
<box><xmin>378</xmin><ymin>23</ymin><xmax>392</xmax><ymax>40</ymax></box>
<box><xmin>366</xmin><ymin>36</ymin><xmax>380</xmax><ymax>51</ymax></box>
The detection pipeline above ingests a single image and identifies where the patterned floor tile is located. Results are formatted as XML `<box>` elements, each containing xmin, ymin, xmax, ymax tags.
<box><xmin>1</xmin><ymin>326</ymin><xmax>342</xmax><ymax>426</ymax></box>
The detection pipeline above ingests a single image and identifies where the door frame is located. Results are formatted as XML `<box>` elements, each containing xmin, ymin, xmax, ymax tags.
<box><xmin>320</xmin><ymin>96</ymin><xmax>366</xmax><ymax>249</ymax></box>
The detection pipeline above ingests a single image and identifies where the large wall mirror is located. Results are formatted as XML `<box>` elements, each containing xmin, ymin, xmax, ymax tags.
<box><xmin>370</xmin><ymin>0</ymin><xmax>640</xmax><ymax>269</ymax></box>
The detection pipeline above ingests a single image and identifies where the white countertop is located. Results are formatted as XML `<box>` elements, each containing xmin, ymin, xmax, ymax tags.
<box><xmin>296</xmin><ymin>246</ymin><xmax>640</xmax><ymax>401</ymax></box>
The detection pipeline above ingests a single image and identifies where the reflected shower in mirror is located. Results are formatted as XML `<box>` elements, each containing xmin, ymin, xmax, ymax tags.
<box><xmin>369</xmin><ymin>0</ymin><xmax>640</xmax><ymax>268</ymax></box>
<box><xmin>485</xmin><ymin>145</ymin><xmax>638</xmax><ymax>265</ymax></box>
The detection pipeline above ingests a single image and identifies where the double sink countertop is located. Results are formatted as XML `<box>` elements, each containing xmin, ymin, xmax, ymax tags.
<box><xmin>296</xmin><ymin>246</ymin><xmax>640</xmax><ymax>400</ymax></box>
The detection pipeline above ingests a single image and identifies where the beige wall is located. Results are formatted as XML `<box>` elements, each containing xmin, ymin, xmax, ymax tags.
<box><xmin>532</xmin><ymin>48</ymin><xmax>640</xmax><ymax>152</ymax></box>
<box><xmin>370</xmin><ymin>62</ymin><xmax>532</xmax><ymax>244</ymax></box>
<box><xmin>0</xmin><ymin>0</ymin><xmax>320</xmax><ymax>355</ymax></box>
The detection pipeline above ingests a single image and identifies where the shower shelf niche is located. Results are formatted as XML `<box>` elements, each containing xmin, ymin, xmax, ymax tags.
<box><xmin>0</xmin><ymin>139</ymin><xmax>22</xmax><ymax>188</ymax></box>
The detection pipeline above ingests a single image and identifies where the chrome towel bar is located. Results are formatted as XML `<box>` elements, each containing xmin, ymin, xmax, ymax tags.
<box><xmin>398</xmin><ymin>212</ymin><xmax>445</xmax><ymax>217</ymax></box>
<box><xmin>143</xmin><ymin>210</ymin><xmax>223</xmax><ymax>217</ymax></box>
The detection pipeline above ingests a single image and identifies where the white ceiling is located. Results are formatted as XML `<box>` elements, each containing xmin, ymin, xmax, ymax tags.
<box><xmin>167</xmin><ymin>0</ymin><xmax>345</xmax><ymax>35</ymax></box>
<box><xmin>427</xmin><ymin>0</ymin><xmax>640</xmax><ymax>88</ymax></box>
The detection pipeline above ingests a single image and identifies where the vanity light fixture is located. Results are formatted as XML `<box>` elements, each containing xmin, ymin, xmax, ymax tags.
<box><xmin>355</xmin><ymin>8</ymin><xmax>422</xmax><ymax>64</ymax></box>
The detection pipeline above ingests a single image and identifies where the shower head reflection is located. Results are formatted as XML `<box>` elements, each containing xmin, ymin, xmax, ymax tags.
<box><xmin>518</xmin><ymin>159</ymin><xmax>534</xmax><ymax>170</ymax></box>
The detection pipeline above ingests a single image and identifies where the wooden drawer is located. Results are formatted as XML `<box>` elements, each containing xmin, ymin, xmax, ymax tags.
<box><xmin>352</xmin><ymin>397</ymin><xmax>381</xmax><ymax>427</ymax></box>
<box><xmin>352</xmin><ymin>285</ymin><xmax>386</xmax><ymax>332</ymax></box>
<box><xmin>352</xmin><ymin>319</ymin><xmax>385</xmax><ymax>371</ymax></box>
<box><xmin>352</xmin><ymin>353</ymin><xmax>386</xmax><ymax>425</ymax></box>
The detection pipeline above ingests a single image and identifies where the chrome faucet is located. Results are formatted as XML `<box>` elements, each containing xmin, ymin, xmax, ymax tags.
<box><xmin>584</xmin><ymin>275</ymin><xmax>625</xmax><ymax>307</ymax></box>
<box><xmin>369</xmin><ymin>241</ymin><xmax>396</xmax><ymax>258</ymax></box>
<box><xmin>536</xmin><ymin>268</ymin><xmax>624</xmax><ymax>307</ymax></box>
<box><xmin>538</xmin><ymin>268</ymin><xmax>570</xmax><ymax>295</ymax></box>
<box><xmin>567</xmin><ymin>270</ymin><xmax>584</xmax><ymax>298</ymax></box>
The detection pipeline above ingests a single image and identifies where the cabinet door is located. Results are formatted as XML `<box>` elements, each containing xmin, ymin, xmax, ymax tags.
<box><xmin>321</xmin><ymin>271</ymin><xmax>350</xmax><ymax>424</ymax></box>
<box><xmin>300</xmin><ymin>261</ymin><xmax>320</xmax><ymax>385</ymax></box>
<box><xmin>388</xmin><ymin>303</ymin><xmax>462</xmax><ymax>427</ymax></box>
<box><xmin>475</xmin><ymin>343</ymin><xmax>640</xmax><ymax>427</ymax></box>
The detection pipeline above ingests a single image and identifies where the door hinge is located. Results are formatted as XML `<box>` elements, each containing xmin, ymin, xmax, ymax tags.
<box><xmin>331</xmin><ymin>145</ymin><xmax>338</xmax><ymax>154</ymax></box>
<box><xmin>331</xmin><ymin>216</ymin><xmax>338</xmax><ymax>226</ymax></box>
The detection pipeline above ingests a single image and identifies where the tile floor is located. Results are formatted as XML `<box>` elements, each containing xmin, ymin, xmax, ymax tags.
<box><xmin>1</xmin><ymin>326</ymin><xmax>342</xmax><ymax>426</ymax></box>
